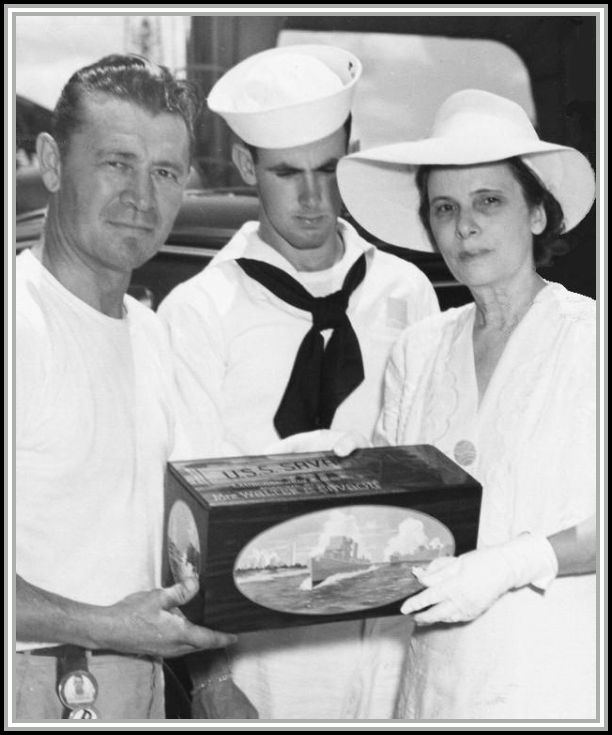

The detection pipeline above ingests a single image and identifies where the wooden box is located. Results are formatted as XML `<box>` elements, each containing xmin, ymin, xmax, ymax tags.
<box><xmin>162</xmin><ymin>444</ymin><xmax>481</xmax><ymax>633</ymax></box>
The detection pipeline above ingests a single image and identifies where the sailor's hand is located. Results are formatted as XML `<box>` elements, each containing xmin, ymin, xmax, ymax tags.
<box><xmin>265</xmin><ymin>429</ymin><xmax>370</xmax><ymax>457</ymax></box>
<box><xmin>99</xmin><ymin>577</ymin><xmax>237</xmax><ymax>658</ymax></box>
<box><xmin>401</xmin><ymin>535</ymin><xmax>558</xmax><ymax>625</ymax></box>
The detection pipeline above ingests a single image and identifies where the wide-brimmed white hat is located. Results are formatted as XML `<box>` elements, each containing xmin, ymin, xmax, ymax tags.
<box><xmin>208</xmin><ymin>44</ymin><xmax>361</xmax><ymax>149</ymax></box>
<box><xmin>338</xmin><ymin>89</ymin><xmax>595</xmax><ymax>251</ymax></box>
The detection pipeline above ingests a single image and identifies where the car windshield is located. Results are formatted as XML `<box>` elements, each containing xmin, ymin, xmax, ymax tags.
<box><xmin>278</xmin><ymin>29</ymin><xmax>536</xmax><ymax>148</ymax></box>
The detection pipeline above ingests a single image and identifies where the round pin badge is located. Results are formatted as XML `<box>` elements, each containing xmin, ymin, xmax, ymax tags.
<box><xmin>58</xmin><ymin>669</ymin><xmax>98</xmax><ymax>709</ymax></box>
<box><xmin>453</xmin><ymin>439</ymin><xmax>477</xmax><ymax>466</ymax></box>
<box><xmin>68</xmin><ymin>705</ymin><xmax>100</xmax><ymax>720</ymax></box>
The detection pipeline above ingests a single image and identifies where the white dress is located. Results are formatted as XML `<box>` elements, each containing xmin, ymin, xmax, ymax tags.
<box><xmin>375</xmin><ymin>282</ymin><xmax>597</xmax><ymax>719</ymax></box>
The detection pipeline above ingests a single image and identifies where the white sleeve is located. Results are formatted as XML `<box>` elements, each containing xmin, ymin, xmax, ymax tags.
<box><xmin>158</xmin><ymin>289</ymin><xmax>241</xmax><ymax>460</ymax></box>
<box><xmin>556</xmin><ymin>312</ymin><xmax>597</xmax><ymax>527</ymax></box>
<box><xmin>414</xmin><ymin>271</ymin><xmax>441</xmax><ymax>323</ymax></box>
<box><xmin>373</xmin><ymin>319</ymin><xmax>435</xmax><ymax>449</ymax></box>
<box><xmin>16</xmin><ymin>312</ymin><xmax>46</xmax><ymax>447</ymax></box>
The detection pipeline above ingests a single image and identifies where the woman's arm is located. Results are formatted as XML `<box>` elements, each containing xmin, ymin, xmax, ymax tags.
<box><xmin>549</xmin><ymin>514</ymin><xmax>596</xmax><ymax>576</ymax></box>
<box><xmin>400</xmin><ymin>515</ymin><xmax>597</xmax><ymax>625</ymax></box>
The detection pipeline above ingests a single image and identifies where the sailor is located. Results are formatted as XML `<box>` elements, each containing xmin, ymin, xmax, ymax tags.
<box><xmin>159</xmin><ymin>44</ymin><xmax>439</xmax><ymax>720</ymax></box>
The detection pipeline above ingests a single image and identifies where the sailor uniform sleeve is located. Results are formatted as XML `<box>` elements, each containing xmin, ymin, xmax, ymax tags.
<box><xmin>417</xmin><ymin>274</ymin><xmax>441</xmax><ymax>321</ymax></box>
<box><xmin>158</xmin><ymin>284</ymin><xmax>241</xmax><ymax>459</ymax></box>
<box><xmin>401</xmin><ymin>260</ymin><xmax>441</xmax><ymax>325</ymax></box>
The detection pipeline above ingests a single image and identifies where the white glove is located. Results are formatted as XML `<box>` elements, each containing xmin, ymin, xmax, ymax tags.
<box><xmin>400</xmin><ymin>533</ymin><xmax>559</xmax><ymax>625</ymax></box>
<box><xmin>264</xmin><ymin>429</ymin><xmax>371</xmax><ymax>457</ymax></box>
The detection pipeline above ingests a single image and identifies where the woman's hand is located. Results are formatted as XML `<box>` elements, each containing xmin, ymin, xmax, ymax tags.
<box><xmin>401</xmin><ymin>533</ymin><xmax>559</xmax><ymax>625</ymax></box>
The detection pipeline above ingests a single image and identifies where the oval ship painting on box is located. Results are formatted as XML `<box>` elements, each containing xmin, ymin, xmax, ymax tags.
<box><xmin>233</xmin><ymin>505</ymin><xmax>455</xmax><ymax>615</ymax></box>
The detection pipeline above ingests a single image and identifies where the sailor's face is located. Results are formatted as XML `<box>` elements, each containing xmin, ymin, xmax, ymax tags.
<box><xmin>254</xmin><ymin>126</ymin><xmax>346</xmax><ymax>257</ymax></box>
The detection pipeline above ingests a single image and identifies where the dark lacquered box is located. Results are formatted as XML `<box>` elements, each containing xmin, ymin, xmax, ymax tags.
<box><xmin>162</xmin><ymin>444</ymin><xmax>481</xmax><ymax>633</ymax></box>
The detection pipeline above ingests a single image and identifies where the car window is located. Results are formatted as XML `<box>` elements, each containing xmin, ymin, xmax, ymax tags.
<box><xmin>278</xmin><ymin>29</ymin><xmax>536</xmax><ymax>148</ymax></box>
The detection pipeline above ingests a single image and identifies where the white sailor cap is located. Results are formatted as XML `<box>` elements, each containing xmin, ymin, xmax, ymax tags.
<box><xmin>207</xmin><ymin>44</ymin><xmax>362</xmax><ymax>149</ymax></box>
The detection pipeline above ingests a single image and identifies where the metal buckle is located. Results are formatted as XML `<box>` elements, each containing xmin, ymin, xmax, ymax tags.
<box><xmin>55</xmin><ymin>646</ymin><xmax>100</xmax><ymax>719</ymax></box>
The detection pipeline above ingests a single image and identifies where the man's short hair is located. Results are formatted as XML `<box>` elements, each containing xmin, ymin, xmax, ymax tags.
<box><xmin>245</xmin><ymin>114</ymin><xmax>352</xmax><ymax>163</ymax></box>
<box><xmin>52</xmin><ymin>54</ymin><xmax>201</xmax><ymax>157</ymax></box>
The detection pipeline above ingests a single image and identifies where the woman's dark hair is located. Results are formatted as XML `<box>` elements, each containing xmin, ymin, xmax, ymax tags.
<box><xmin>416</xmin><ymin>157</ymin><xmax>566</xmax><ymax>266</ymax></box>
<box><xmin>52</xmin><ymin>54</ymin><xmax>201</xmax><ymax>159</ymax></box>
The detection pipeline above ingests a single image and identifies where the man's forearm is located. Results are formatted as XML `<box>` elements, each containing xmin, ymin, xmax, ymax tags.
<box><xmin>16</xmin><ymin>574</ymin><xmax>107</xmax><ymax>648</ymax></box>
<box><xmin>16</xmin><ymin>574</ymin><xmax>237</xmax><ymax>657</ymax></box>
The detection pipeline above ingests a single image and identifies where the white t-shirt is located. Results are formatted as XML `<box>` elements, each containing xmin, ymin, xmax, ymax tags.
<box><xmin>16</xmin><ymin>250</ymin><xmax>175</xmax><ymax>647</ymax></box>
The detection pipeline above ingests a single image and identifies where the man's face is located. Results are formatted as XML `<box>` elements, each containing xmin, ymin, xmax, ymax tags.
<box><xmin>253</xmin><ymin>127</ymin><xmax>347</xmax><ymax>265</ymax></box>
<box><xmin>52</xmin><ymin>93</ymin><xmax>190</xmax><ymax>276</ymax></box>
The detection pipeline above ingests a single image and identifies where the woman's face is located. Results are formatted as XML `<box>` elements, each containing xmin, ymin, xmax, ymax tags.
<box><xmin>426</xmin><ymin>162</ymin><xmax>546</xmax><ymax>290</ymax></box>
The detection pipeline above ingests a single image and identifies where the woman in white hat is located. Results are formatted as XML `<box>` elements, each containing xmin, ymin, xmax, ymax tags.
<box><xmin>338</xmin><ymin>89</ymin><xmax>597</xmax><ymax>719</ymax></box>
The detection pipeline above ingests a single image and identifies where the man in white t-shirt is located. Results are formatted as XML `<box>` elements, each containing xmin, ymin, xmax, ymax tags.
<box><xmin>158</xmin><ymin>46</ymin><xmax>440</xmax><ymax>720</ymax></box>
<box><xmin>15</xmin><ymin>54</ymin><xmax>235</xmax><ymax>721</ymax></box>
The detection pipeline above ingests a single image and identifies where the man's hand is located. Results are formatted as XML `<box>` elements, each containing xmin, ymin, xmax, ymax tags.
<box><xmin>100</xmin><ymin>577</ymin><xmax>237</xmax><ymax>658</ymax></box>
<box><xmin>265</xmin><ymin>429</ymin><xmax>371</xmax><ymax>457</ymax></box>
<box><xmin>400</xmin><ymin>534</ymin><xmax>558</xmax><ymax>625</ymax></box>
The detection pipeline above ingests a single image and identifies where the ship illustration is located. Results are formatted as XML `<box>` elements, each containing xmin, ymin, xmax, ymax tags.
<box><xmin>389</xmin><ymin>551</ymin><xmax>448</xmax><ymax>565</ymax></box>
<box><xmin>309</xmin><ymin>536</ymin><xmax>371</xmax><ymax>585</ymax></box>
<box><xmin>389</xmin><ymin>551</ymin><xmax>420</xmax><ymax>565</ymax></box>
